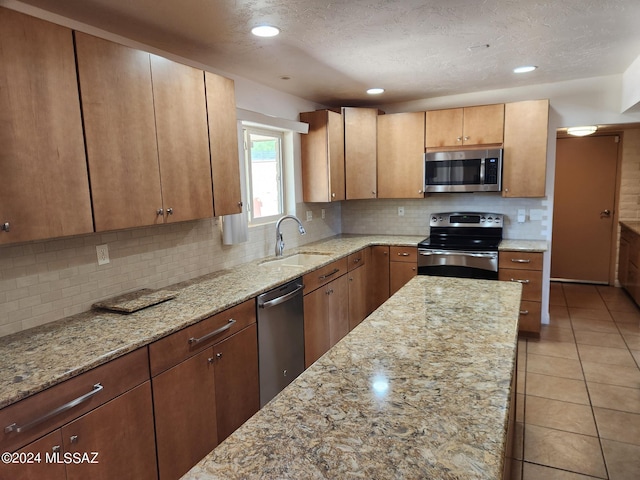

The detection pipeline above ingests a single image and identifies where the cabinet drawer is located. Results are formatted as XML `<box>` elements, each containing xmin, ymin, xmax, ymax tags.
<box><xmin>149</xmin><ymin>299</ymin><xmax>255</xmax><ymax>376</ymax></box>
<box><xmin>0</xmin><ymin>347</ymin><xmax>149</xmax><ymax>453</ymax></box>
<box><xmin>499</xmin><ymin>268</ymin><xmax>542</xmax><ymax>301</ymax></box>
<box><xmin>347</xmin><ymin>249</ymin><xmax>366</xmax><ymax>271</ymax></box>
<box><xmin>518</xmin><ymin>300</ymin><xmax>541</xmax><ymax>334</ymax></box>
<box><xmin>390</xmin><ymin>246</ymin><xmax>417</xmax><ymax>263</ymax></box>
<box><xmin>303</xmin><ymin>257</ymin><xmax>348</xmax><ymax>293</ymax></box>
<box><xmin>499</xmin><ymin>251</ymin><xmax>543</xmax><ymax>271</ymax></box>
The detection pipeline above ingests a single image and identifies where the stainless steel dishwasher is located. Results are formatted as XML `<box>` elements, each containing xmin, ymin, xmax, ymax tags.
<box><xmin>256</xmin><ymin>277</ymin><xmax>305</xmax><ymax>407</ymax></box>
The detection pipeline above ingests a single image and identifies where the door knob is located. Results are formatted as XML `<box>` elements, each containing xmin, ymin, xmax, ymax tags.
<box><xmin>600</xmin><ymin>209</ymin><xmax>611</xmax><ymax>218</ymax></box>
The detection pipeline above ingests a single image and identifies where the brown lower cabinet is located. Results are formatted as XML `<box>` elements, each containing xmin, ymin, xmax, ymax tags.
<box><xmin>389</xmin><ymin>246</ymin><xmax>417</xmax><ymax>296</ymax></box>
<box><xmin>0</xmin><ymin>349</ymin><xmax>157</xmax><ymax>480</ymax></box>
<box><xmin>499</xmin><ymin>251</ymin><xmax>543</xmax><ymax>335</ymax></box>
<box><xmin>149</xmin><ymin>299</ymin><xmax>259</xmax><ymax>479</ymax></box>
<box><xmin>367</xmin><ymin>246</ymin><xmax>390</xmax><ymax>314</ymax></box>
<box><xmin>348</xmin><ymin>263</ymin><xmax>368</xmax><ymax>330</ymax></box>
<box><xmin>152</xmin><ymin>348</ymin><xmax>218</xmax><ymax>480</ymax></box>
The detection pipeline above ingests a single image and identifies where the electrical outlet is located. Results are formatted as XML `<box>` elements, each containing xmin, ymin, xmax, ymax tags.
<box><xmin>306</xmin><ymin>210</ymin><xmax>312</xmax><ymax>221</ymax></box>
<box><xmin>398</xmin><ymin>207</ymin><xmax>405</xmax><ymax>217</ymax></box>
<box><xmin>321</xmin><ymin>209</ymin><xmax>326</xmax><ymax>219</ymax></box>
<box><xmin>96</xmin><ymin>244</ymin><xmax>110</xmax><ymax>265</ymax></box>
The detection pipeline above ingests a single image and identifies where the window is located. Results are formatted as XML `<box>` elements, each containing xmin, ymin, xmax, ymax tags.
<box><xmin>243</xmin><ymin>127</ymin><xmax>284</xmax><ymax>224</ymax></box>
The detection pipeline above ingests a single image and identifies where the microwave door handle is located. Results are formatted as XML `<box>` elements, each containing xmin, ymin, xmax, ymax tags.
<box><xmin>479</xmin><ymin>158</ymin><xmax>485</xmax><ymax>184</ymax></box>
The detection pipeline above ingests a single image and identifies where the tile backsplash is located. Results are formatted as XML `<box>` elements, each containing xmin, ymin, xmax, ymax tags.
<box><xmin>0</xmin><ymin>203</ymin><xmax>341</xmax><ymax>337</ymax></box>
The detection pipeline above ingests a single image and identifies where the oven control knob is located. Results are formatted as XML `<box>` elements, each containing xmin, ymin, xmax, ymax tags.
<box><xmin>431</xmin><ymin>216</ymin><xmax>437</xmax><ymax>222</ymax></box>
<box><xmin>438</xmin><ymin>216</ymin><xmax>443</xmax><ymax>221</ymax></box>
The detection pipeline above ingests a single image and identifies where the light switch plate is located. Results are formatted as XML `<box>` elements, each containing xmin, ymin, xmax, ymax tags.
<box><xmin>306</xmin><ymin>211</ymin><xmax>312</xmax><ymax>221</ymax></box>
<box><xmin>398</xmin><ymin>207</ymin><xmax>405</xmax><ymax>216</ymax></box>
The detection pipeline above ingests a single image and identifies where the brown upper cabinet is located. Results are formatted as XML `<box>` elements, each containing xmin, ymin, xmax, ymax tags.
<box><xmin>76</xmin><ymin>33</ymin><xmax>219</xmax><ymax>231</ymax></box>
<box><xmin>300</xmin><ymin>109</ymin><xmax>345</xmax><ymax>203</ymax></box>
<box><xmin>377</xmin><ymin>112</ymin><xmax>425</xmax><ymax>198</ymax></box>
<box><xmin>502</xmin><ymin>99</ymin><xmax>549</xmax><ymax>197</ymax></box>
<box><xmin>150</xmin><ymin>55</ymin><xmax>214</xmax><ymax>223</ymax></box>
<box><xmin>425</xmin><ymin>104</ymin><xmax>504</xmax><ymax>148</ymax></box>
<box><xmin>0</xmin><ymin>8</ymin><xmax>93</xmax><ymax>244</ymax></box>
<box><xmin>205</xmin><ymin>72</ymin><xmax>243</xmax><ymax>216</ymax></box>
<box><xmin>344</xmin><ymin>107</ymin><xmax>378</xmax><ymax>199</ymax></box>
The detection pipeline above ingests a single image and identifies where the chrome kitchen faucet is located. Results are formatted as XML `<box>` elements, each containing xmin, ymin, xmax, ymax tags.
<box><xmin>275</xmin><ymin>215</ymin><xmax>306</xmax><ymax>256</ymax></box>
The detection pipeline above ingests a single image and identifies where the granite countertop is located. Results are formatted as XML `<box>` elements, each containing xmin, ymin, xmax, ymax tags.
<box><xmin>0</xmin><ymin>234</ymin><xmax>422</xmax><ymax>410</ymax></box>
<box><xmin>620</xmin><ymin>221</ymin><xmax>640</xmax><ymax>236</ymax></box>
<box><xmin>182</xmin><ymin>275</ymin><xmax>522</xmax><ymax>480</ymax></box>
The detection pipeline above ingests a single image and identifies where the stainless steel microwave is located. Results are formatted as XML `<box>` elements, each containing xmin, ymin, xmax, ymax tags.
<box><xmin>424</xmin><ymin>148</ymin><xmax>503</xmax><ymax>193</ymax></box>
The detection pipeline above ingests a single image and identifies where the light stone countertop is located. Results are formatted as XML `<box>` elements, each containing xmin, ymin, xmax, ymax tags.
<box><xmin>498</xmin><ymin>239</ymin><xmax>548</xmax><ymax>252</ymax></box>
<box><xmin>620</xmin><ymin>221</ymin><xmax>640</xmax><ymax>236</ymax></box>
<box><xmin>181</xmin><ymin>275</ymin><xmax>522</xmax><ymax>480</ymax></box>
<box><xmin>0</xmin><ymin>234</ymin><xmax>423</xmax><ymax>410</ymax></box>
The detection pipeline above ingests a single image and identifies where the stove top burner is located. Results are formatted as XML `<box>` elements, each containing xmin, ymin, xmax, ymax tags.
<box><xmin>419</xmin><ymin>211</ymin><xmax>504</xmax><ymax>252</ymax></box>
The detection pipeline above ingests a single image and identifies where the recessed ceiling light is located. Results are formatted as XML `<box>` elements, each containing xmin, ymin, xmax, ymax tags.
<box><xmin>367</xmin><ymin>88</ymin><xmax>385</xmax><ymax>95</ymax></box>
<box><xmin>567</xmin><ymin>125</ymin><xmax>598</xmax><ymax>136</ymax></box>
<box><xmin>513</xmin><ymin>65</ymin><xmax>537</xmax><ymax>74</ymax></box>
<box><xmin>251</xmin><ymin>25</ymin><xmax>280</xmax><ymax>37</ymax></box>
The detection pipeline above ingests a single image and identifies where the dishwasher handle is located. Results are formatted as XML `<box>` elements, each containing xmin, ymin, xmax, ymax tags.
<box><xmin>258</xmin><ymin>284</ymin><xmax>304</xmax><ymax>309</ymax></box>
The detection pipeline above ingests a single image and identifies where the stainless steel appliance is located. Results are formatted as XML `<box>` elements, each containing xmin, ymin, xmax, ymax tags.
<box><xmin>418</xmin><ymin>212</ymin><xmax>504</xmax><ymax>280</ymax></box>
<box><xmin>256</xmin><ymin>278</ymin><xmax>305</xmax><ymax>407</ymax></box>
<box><xmin>424</xmin><ymin>148</ymin><xmax>503</xmax><ymax>193</ymax></box>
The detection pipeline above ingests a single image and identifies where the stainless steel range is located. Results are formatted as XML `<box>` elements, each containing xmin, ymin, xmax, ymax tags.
<box><xmin>417</xmin><ymin>212</ymin><xmax>504</xmax><ymax>280</ymax></box>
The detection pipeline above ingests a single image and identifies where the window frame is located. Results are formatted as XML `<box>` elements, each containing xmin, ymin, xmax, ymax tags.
<box><xmin>243</xmin><ymin>126</ymin><xmax>285</xmax><ymax>225</ymax></box>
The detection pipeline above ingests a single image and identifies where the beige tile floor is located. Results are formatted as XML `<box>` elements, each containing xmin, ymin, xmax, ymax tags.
<box><xmin>512</xmin><ymin>283</ymin><xmax>640</xmax><ymax>480</ymax></box>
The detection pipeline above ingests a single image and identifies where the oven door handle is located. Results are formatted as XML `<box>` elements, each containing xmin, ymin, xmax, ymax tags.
<box><xmin>419</xmin><ymin>250</ymin><xmax>496</xmax><ymax>258</ymax></box>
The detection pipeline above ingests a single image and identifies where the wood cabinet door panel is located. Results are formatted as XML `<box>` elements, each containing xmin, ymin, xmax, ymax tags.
<box><xmin>63</xmin><ymin>382</ymin><xmax>157</xmax><ymax>480</ymax></box>
<box><xmin>425</xmin><ymin>108</ymin><xmax>463</xmax><ymax>148</ymax></box>
<box><xmin>344</xmin><ymin>107</ymin><xmax>377</xmax><ymax>199</ymax></box>
<box><xmin>0</xmin><ymin>348</ymin><xmax>149</xmax><ymax>453</ymax></box>
<box><xmin>518</xmin><ymin>300</ymin><xmax>542</xmax><ymax>334</ymax></box>
<box><xmin>499</xmin><ymin>268</ymin><xmax>542</xmax><ymax>301</ymax></box>
<box><xmin>303</xmin><ymin>287</ymin><xmax>330</xmax><ymax>368</ymax></box>
<box><xmin>1</xmin><ymin>430</ymin><xmax>66</xmax><ymax>480</ymax></box>
<box><xmin>367</xmin><ymin>246</ymin><xmax>390</xmax><ymax>314</ymax></box>
<box><xmin>150</xmin><ymin>55</ymin><xmax>213</xmax><ymax>222</ymax></box>
<box><xmin>348</xmin><ymin>264</ymin><xmax>368</xmax><ymax>330</ymax></box>
<box><xmin>503</xmin><ymin>99</ymin><xmax>549</xmax><ymax>197</ymax></box>
<box><xmin>377</xmin><ymin>112</ymin><xmax>425</xmax><ymax>198</ymax></box>
<box><xmin>152</xmin><ymin>349</ymin><xmax>218</xmax><ymax>480</ymax></box>
<box><xmin>329</xmin><ymin>275</ymin><xmax>349</xmax><ymax>346</ymax></box>
<box><xmin>463</xmin><ymin>104</ymin><xmax>504</xmax><ymax>145</ymax></box>
<box><xmin>498</xmin><ymin>251</ymin><xmax>543</xmax><ymax>271</ymax></box>
<box><xmin>390</xmin><ymin>262</ymin><xmax>417</xmax><ymax>296</ymax></box>
<box><xmin>149</xmin><ymin>299</ymin><xmax>255</xmax><ymax>376</ymax></box>
<box><xmin>205</xmin><ymin>72</ymin><xmax>242</xmax><ymax>216</ymax></box>
<box><xmin>213</xmin><ymin>324</ymin><xmax>260</xmax><ymax>442</ymax></box>
<box><xmin>75</xmin><ymin>32</ymin><xmax>162</xmax><ymax>231</ymax></box>
<box><xmin>618</xmin><ymin>237</ymin><xmax>630</xmax><ymax>288</ymax></box>
<box><xmin>0</xmin><ymin>8</ymin><xmax>93</xmax><ymax>244</ymax></box>
<box><xmin>300</xmin><ymin>110</ymin><xmax>345</xmax><ymax>202</ymax></box>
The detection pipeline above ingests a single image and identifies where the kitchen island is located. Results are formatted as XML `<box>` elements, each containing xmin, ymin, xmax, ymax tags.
<box><xmin>182</xmin><ymin>275</ymin><xmax>522</xmax><ymax>480</ymax></box>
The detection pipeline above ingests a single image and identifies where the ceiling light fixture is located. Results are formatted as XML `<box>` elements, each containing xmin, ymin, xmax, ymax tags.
<box><xmin>367</xmin><ymin>88</ymin><xmax>385</xmax><ymax>95</ymax></box>
<box><xmin>251</xmin><ymin>25</ymin><xmax>280</xmax><ymax>37</ymax></box>
<box><xmin>513</xmin><ymin>65</ymin><xmax>537</xmax><ymax>73</ymax></box>
<box><xmin>567</xmin><ymin>125</ymin><xmax>598</xmax><ymax>137</ymax></box>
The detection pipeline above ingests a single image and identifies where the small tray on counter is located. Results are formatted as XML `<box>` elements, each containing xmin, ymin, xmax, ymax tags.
<box><xmin>92</xmin><ymin>289</ymin><xmax>178</xmax><ymax>313</ymax></box>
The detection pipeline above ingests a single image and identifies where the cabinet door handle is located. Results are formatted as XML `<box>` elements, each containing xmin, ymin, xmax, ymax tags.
<box><xmin>397</xmin><ymin>252</ymin><xmax>410</xmax><ymax>257</ymax></box>
<box><xmin>4</xmin><ymin>384</ymin><xmax>104</xmax><ymax>434</ymax></box>
<box><xmin>166</xmin><ymin>208</ymin><xmax>173</xmax><ymax>215</ymax></box>
<box><xmin>510</xmin><ymin>258</ymin><xmax>531</xmax><ymax>264</ymax></box>
<box><xmin>188</xmin><ymin>319</ymin><xmax>236</xmax><ymax>345</ymax></box>
<box><xmin>319</xmin><ymin>268</ymin><xmax>340</xmax><ymax>280</ymax></box>
<box><xmin>520</xmin><ymin>310</ymin><xmax>530</xmax><ymax>315</ymax></box>
<box><xmin>1</xmin><ymin>222</ymin><xmax>9</xmax><ymax>232</ymax></box>
<box><xmin>156</xmin><ymin>208</ymin><xmax>164</xmax><ymax>216</ymax></box>
<box><xmin>510</xmin><ymin>279</ymin><xmax>530</xmax><ymax>284</ymax></box>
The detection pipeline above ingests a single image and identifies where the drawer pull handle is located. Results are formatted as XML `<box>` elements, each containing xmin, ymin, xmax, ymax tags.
<box><xmin>319</xmin><ymin>268</ymin><xmax>340</xmax><ymax>280</ymax></box>
<box><xmin>5</xmin><ymin>383</ymin><xmax>103</xmax><ymax>434</ymax></box>
<box><xmin>510</xmin><ymin>279</ymin><xmax>530</xmax><ymax>284</ymax></box>
<box><xmin>520</xmin><ymin>310</ymin><xmax>530</xmax><ymax>315</ymax></box>
<box><xmin>511</xmin><ymin>259</ymin><xmax>531</xmax><ymax>263</ymax></box>
<box><xmin>397</xmin><ymin>252</ymin><xmax>410</xmax><ymax>257</ymax></box>
<box><xmin>189</xmin><ymin>319</ymin><xmax>236</xmax><ymax>345</ymax></box>
<box><xmin>353</xmin><ymin>258</ymin><xmax>361</xmax><ymax>263</ymax></box>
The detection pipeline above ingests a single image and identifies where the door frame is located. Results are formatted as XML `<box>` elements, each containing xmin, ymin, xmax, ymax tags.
<box><xmin>552</xmin><ymin>131</ymin><xmax>624</xmax><ymax>285</ymax></box>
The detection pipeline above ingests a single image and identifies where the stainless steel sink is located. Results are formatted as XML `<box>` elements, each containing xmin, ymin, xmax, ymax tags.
<box><xmin>260</xmin><ymin>253</ymin><xmax>332</xmax><ymax>268</ymax></box>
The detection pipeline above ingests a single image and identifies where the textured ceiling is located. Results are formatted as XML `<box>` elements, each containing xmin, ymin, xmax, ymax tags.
<box><xmin>10</xmin><ymin>0</ymin><xmax>640</xmax><ymax>107</ymax></box>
